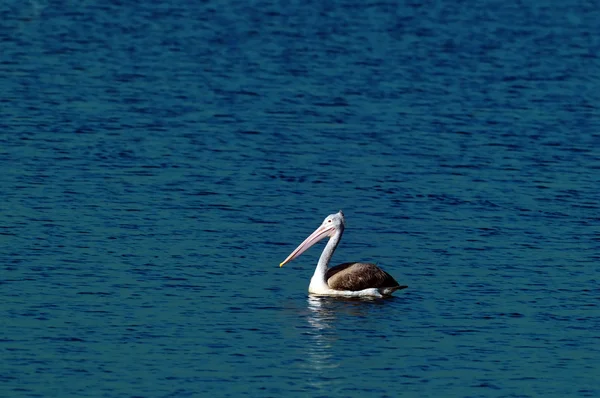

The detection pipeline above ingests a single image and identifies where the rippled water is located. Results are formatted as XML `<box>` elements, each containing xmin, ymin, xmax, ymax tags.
<box><xmin>2</xmin><ymin>0</ymin><xmax>599</xmax><ymax>397</ymax></box>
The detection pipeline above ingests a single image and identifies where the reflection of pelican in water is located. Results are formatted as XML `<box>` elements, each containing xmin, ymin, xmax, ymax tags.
<box><xmin>306</xmin><ymin>296</ymin><xmax>336</xmax><ymax>331</ymax></box>
<box><xmin>304</xmin><ymin>296</ymin><xmax>340</xmax><ymax>391</ymax></box>
<box><xmin>303</xmin><ymin>296</ymin><xmax>395</xmax><ymax>392</ymax></box>
<box><xmin>303</xmin><ymin>296</ymin><xmax>404</xmax><ymax>393</ymax></box>
<box><xmin>280</xmin><ymin>211</ymin><xmax>408</xmax><ymax>297</ymax></box>
<box><xmin>304</xmin><ymin>297</ymin><xmax>391</xmax><ymax>359</ymax></box>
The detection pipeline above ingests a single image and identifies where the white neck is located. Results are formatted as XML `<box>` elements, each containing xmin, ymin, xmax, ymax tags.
<box><xmin>310</xmin><ymin>227</ymin><xmax>343</xmax><ymax>288</ymax></box>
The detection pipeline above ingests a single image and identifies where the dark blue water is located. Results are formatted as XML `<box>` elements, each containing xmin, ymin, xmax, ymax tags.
<box><xmin>2</xmin><ymin>0</ymin><xmax>599</xmax><ymax>397</ymax></box>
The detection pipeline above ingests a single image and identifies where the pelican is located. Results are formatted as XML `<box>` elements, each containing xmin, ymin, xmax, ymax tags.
<box><xmin>279</xmin><ymin>211</ymin><xmax>407</xmax><ymax>297</ymax></box>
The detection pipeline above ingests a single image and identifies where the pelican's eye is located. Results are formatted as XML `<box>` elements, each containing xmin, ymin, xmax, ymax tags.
<box><xmin>328</xmin><ymin>219</ymin><xmax>331</xmax><ymax>223</ymax></box>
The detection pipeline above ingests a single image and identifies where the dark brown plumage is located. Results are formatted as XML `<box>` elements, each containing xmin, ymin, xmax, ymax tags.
<box><xmin>325</xmin><ymin>262</ymin><xmax>406</xmax><ymax>292</ymax></box>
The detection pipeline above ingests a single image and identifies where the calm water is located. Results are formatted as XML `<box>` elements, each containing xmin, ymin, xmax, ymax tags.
<box><xmin>2</xmin><ymin>0</ymin><xmax>599</xmax><ymax>397</ymax></box>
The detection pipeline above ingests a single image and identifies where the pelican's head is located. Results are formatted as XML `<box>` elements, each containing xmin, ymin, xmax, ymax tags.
<box><xmin>324</xmin><ymin>210</ymin><xmax>345</xmax><ymax>230</ymax></box>
<box><xmin>279</xmin><ymin>210</ymin><xmax>345</xmax><ymax>267</ymax></box>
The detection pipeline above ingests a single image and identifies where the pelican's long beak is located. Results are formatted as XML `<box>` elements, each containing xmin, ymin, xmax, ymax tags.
<box><xmin>279</xmin><ymin>224</ymin><xmax>335</xmax><ymax>267</ymax></box>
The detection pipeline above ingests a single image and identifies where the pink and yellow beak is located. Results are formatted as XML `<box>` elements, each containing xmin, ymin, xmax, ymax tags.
<box><xmin>279</xmin><ymin>224</ymin><xmax>335</xmax><ymax>267</ymax></box>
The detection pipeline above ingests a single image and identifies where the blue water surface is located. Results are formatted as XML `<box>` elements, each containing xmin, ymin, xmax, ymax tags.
<box><xmin>2</xmin><ymin>0</ymin><xmax>599</xmax><ymax>397</ymax></box>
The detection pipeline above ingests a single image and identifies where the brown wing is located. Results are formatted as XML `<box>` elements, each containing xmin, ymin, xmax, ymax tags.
<box><xmin>325</xmin><ymin>262</ymin><xmax>401</xmax><ymax>291</ymax></box>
